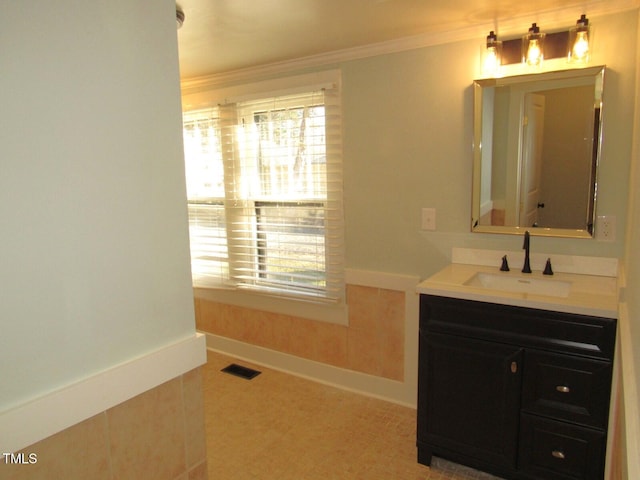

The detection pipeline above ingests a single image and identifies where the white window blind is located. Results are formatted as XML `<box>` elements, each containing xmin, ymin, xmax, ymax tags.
<box><xmin>182</xmin><ymin>87</ymin><xmax>344</xmax><ymax>303</ymax></box>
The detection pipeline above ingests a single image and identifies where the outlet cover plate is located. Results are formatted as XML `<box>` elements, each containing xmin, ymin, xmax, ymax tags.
<box><xmin>596</xmin><ymin>215</ymin><xmax>616</xmax><ymax>242</ymax></box>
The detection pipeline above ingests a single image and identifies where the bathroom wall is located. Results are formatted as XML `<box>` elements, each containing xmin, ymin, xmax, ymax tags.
<box><xmin>189</xmin><ymin>10</ymin><xmax>637</xmax><ymax>387</ymax></box>
<box><xmin>341</xmin><ymin>10</ymin><xmax>635</xmax><ymax>277</ymax></box>
<box><xmin>184</xmin><ymin>10</ymin><xmax>636</xmax><ymax>285</ymax></box>
<box><xmin>0</xmin><ymin>0</ymin><xmax>207</xmax><ymax>476</ymax></box>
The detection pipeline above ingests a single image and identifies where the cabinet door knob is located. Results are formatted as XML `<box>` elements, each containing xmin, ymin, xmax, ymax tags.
<box><xmin>510</xmin><ymin>361</ymin><xmax>518</xmax><ymax>373</ymax></box>
<box><xmin>551</xmin><ymin>450</ymin><xmax>566</xmax><ymax>460</ymax></box>
<box><xmin>556</xmin><ymin>385</ymin><xmax>571</xmax><ymax>393</ymax></box>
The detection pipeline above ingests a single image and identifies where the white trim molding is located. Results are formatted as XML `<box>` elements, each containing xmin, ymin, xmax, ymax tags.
<box><xmin>0</xmin><ymin>333</ymin><xmax>207</xmax><ymax>454</ymax></box>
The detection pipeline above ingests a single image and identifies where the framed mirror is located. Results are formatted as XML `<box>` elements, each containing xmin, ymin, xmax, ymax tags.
<box><xmin>471</xmin><ymin>66</ymin><xmax>605</xmax><ymax>238</ymax></box>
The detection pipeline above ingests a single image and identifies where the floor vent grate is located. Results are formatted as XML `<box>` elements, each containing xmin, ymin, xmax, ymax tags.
<box><xmin>221</xmin><ymin>363</ymin><xmax>262</xmax><ymax>380</ymax></box>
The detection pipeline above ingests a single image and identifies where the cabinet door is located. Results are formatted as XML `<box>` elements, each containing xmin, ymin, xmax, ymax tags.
<box><xmin>418</xmin><ymin>332</ymin><xmax>523</xmax><ymax>469</ymax></box>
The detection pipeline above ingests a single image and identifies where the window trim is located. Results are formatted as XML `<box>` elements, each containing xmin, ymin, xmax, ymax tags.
<box><xmin>194</xmin><ymin>286</ymin><xmax>349</xmax><ymax>326</ymax></box>
<box><xmin>182</xmin><ymin>70</ymin><xmax>341</xmax><ymax>111</ymax></box>
<box><xmin>184</xmin><ymin>70</ymin><xmax>345</xmax><ymax>321</ymax></box>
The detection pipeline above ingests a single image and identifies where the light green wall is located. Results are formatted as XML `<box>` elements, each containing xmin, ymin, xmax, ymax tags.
<box><xmin>0</xmin><ymin>0</ymin><xmax>196</xmax><ymax>412</ymax></box>
<box><xmin>341</xmin><ymin>41</ymin><xmax>475</xmax><ymax>275</ymax></box>
<box><xmin>186</xmin><ymin>11</ymin><xmax>636</xmax><ymax>282</ymax></box>
<box><xmin>341</xmin><ymin>10</ymin><xmax>636</xmax><ymax>279</ymax></box>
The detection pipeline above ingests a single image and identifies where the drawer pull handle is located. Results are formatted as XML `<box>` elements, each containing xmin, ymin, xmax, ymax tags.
<box><xmin>510</xmin><ymin>361</ymin><xmax>518</xmax><ymax>373</ymax></box>
<box><xmin>556</xmin><ymin>385</ymin><xmax>571</xmax><ymax>393</ymax></box>
<box><xmin>552</xmin><ymin>450</ymin><xmax>566</xmax><ymax>460</ymax></box>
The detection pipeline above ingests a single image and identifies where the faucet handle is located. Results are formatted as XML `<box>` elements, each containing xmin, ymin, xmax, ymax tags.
<box><xmin>543</xmin><ymin>258</ymin><xmax>554</xmax><ymax>275</ymax></box>
<box><xmin>500</xmin><ymin>255</ymin><xmax>510</xmax><ymax>271</ymax></box>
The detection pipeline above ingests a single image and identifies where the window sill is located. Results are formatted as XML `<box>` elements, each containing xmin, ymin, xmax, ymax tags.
<box><xmin>193</xmin><ymin>286</ymin><xmax>349</xmax><ymax>326</ymax></box>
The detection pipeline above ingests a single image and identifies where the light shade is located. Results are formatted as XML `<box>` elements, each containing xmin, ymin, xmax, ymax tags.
<box><xmin>568</xmin><ymin>14</ymin><xmax>590</xmax><ymax>63</ymax></box>
<box><xmin>484</xmin><ymin>31</ymin><xmax>502</xmax><ymax>76</ymax></box>
<box><xmin>522</xmin><ymin>23</ymin><xmax>545</xmax><ymax>67</ymax></box>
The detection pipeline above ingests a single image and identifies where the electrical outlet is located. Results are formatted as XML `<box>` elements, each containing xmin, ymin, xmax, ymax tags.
<box><xmin>596</xmin><ymin>215</ymin><xmax>616</xmax><ymax>242</ymax></box>
<box><xmin>421</xmin><ymin>208</ymin><xmax>436</xmax><ymax>231</ymax></box>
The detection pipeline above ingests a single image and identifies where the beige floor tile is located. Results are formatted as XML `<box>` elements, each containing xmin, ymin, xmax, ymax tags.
<box><xmin>203</xmin><ymin>351</ymin><xmax>504</xmax><ymax>480</ymax></box>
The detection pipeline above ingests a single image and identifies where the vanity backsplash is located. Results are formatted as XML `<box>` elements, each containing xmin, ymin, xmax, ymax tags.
<box><xmin>452</xmin><ymin>247</ymin><xmax>618</xmax><ymax>277</ymax></box>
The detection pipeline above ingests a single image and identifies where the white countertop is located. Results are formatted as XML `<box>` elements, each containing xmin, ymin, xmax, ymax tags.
<box><xmin>416</xmin><ymin>263</ymin><xmax>618</xmax><ymax>318</ymax></box>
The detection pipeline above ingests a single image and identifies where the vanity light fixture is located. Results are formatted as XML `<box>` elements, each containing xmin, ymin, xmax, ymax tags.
<box><xmin>523</xmin><ymin>23</ymin><xmax>545</xmax><ymax>66</ymax></box>
<box><xmin>484</xmin><ymin>14</ymin><xmax>592</xmax><ymax>70</ymax></box>
<box><xmin>484</xmin><ymin>31</ymin><xmax>502</xmax><ymax>76</ymax></box>
<box><xmin>568</xmin><ymin>14</ymin><xmax>590</xmax><ymax>63</ymax></box>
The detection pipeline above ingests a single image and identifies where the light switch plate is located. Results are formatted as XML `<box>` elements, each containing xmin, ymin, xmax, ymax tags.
<box><xmin>421</xmin><ymin>208</ymin><xmax>436</xmax><ymax>231</ymax></box>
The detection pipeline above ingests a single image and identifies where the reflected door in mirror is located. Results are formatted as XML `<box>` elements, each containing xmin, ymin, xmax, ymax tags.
<box><xmin>471</xmin><ymin>66</ymin><xmax>605</xmax><ymax>238</ymax></box>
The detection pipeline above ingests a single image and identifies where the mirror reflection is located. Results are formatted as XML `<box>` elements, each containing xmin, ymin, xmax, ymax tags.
<box><xmin>472</xmin><ymin>66</ymin><xmax>605</xmax><ymax>238</ymax></box>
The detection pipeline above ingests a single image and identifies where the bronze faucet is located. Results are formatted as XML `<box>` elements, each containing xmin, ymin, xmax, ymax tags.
<box><xmin>522</xmin><ymin>231</ymin><xmax>532</xmax><ymax>273</ymax></box>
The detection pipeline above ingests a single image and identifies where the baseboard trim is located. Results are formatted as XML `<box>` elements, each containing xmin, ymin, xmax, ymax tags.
<box><xmin>0</xmin><ymin>333</ymin><xmax>207</xmax><ymax>453</ymax></box>
<box><xmin>205</xmin><ymin>332</ymin><xmax>416</xmax><ymax>408</ymax></box>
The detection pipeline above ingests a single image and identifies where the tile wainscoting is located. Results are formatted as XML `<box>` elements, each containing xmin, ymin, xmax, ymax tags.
<box><xmin>195</xmin><ymin>270</ymin><xmax>420</xmax><ymax>406</ymax></box>
<box><xmin>0</xmin><ymin>368</ymin><xmax>207</xmax><ymax>480</ymax></box>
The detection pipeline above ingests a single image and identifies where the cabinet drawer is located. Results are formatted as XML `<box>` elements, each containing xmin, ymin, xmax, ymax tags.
<box><xmin>519</xmin><ymin>414</ymin><xmax>606</xmax><ymax>480</ymax></box>
<box><xmin>522</xmin><ymin>350</ymin><xmax>612</xmax><ymax>429</ymax></box>
<box><xmin>421</xmin><ymin>295</ymin><xmax>616</xmax><ymax>360</ymax></box>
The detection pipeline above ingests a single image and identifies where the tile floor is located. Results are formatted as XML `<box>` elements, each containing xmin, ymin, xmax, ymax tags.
<box><xmin>203</xmin><ymin>351</ymin><xmax>503</xmax><ymax>480</ymax></box>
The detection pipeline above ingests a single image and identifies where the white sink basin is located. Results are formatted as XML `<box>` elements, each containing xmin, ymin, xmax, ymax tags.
<box><xmin>464</xmin><ymin>272</ymin><xmax>571</xmax><ymax>298</ymax></box>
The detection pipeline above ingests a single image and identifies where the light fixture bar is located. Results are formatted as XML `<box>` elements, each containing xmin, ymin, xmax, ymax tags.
<box><xmin>499</xmin><ymin>30</ymin><xmax>570</xmax><ymax>65</ymax></box>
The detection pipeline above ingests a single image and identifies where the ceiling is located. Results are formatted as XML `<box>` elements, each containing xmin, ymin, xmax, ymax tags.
<box><xmin>175</xmin><ymin>0</ymin><xmax>639</xmax><ymax>80</ymax></box>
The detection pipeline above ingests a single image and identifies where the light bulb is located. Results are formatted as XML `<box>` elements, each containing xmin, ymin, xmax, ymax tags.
<box><xmin>484</xmin><ymin>31</ymin><xmax>502</xmax><ymax>76</ymax></box>
<box><xmin>569</xmin><ymin>15</ymin><xmax>590</xmax><ymax>63</ymax></box>
<box><xmin>527</xmin><ymin>39</ymin><xmax>542</xmax><ymax>66</ymax></box>
<box><xmin>522</xmin><ymin>23</ymin><xmax>544</xmax><ymax>68</ymax></box>
<box><xmin>485</xmin><ymin>46</ymin><xmax>500</xmax><ymax>73</ymax></box>
<box><xmin>572</xmin><ymin>31</ymin><xmax>589</xmax><ymax>61</ymax></box>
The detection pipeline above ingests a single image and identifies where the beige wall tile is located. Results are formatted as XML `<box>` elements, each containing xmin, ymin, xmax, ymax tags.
<box><xmin>240</xmin><ymin>309</ymin><xmax>275</xmax><ymax>348</ymax></box>
<box><xmin>287</xmin><ymin>317</ymin><xmax>320</xmax><ymax>361</ymax></box>
<box><xmin>346</xmin><ymin>285</ymin><xmax>379</xmax><ymax>331</ymax></box>
<box><xmin>1</xmin><ymin>371</ymin><xmax>210</xmax><ymax>480</ymax></box>
<box><xmin>187</xmin><ymin>461</ymin><xmax>208</xmax><ymax>480</ymax></box>
<box><xmin>315</xmin><ymin>322</ymin><xmax>348</xmax><ymax>367</ymax></box>
<box><xmin>195</xmin><ymin>299</ymin><xmax>219</xmax><ymax>333</ymax></box>
<box><xmin>0</xmin><ymin>414</ymin><xmax>110</xmax><ymax>480</ymax></box>
<box><xmin>380</xmin><ymin>329</ymin><xmax>404</xmax><ymax>380</ymax></box>
<box><xmin>378</xmin><ymin>288</ymin><xmax>405</xmax><ymax>381</ymax></box>
<box><xmin>107</xmin><ymin>378</ymin><xmax>186</xmax><ymax>480</ymax></box>
<box><xmin>195</xmin><ymin>284</ymin><xmax>406</xmax><ymax>381</ymax></box>
<box><xmin>378</xmin><ymin>289</ymin><xmax>405</xmax><ymax>328</ymax></box>
<box><xmin>347</xmin><ymin>326</ymin><xmax>382</xmax><ymax>376</ymax></box>
<box><xmin>182</xmin><ymin>369</ymin><xmax>207</xmax><ymax>469</ymax></box>
<box><xmin>270</xmin><ymin>313</ymin><xmax>294</xmax><ymax>353</ymax></box>
<box><xmin>224</xmin><ymin>304</ymin><xmax>248</xmax><ymax>340</ymax></box>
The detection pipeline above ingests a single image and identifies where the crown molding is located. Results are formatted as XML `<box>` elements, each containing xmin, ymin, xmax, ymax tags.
<box><xmin>180</xmin><ymin>0</ymin><xmax>639</xmax><ymax>94</ymax></box>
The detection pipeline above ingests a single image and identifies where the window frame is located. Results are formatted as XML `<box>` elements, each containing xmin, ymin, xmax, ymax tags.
<box><xmin>182</xmin><ymin>71</ymin><xmax>346</xmax><ymax>323</ymax></box>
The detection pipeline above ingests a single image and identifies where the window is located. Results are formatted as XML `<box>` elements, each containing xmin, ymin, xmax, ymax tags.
<box><xmin>182</xmin><ymin>86</ymin><xmax>344</xmax><ymax>303</ymax></box>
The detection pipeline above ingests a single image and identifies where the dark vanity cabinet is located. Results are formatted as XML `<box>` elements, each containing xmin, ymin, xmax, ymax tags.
<box><xmin>417</xmin><ymin>295</ymin><xmax>616</xmax><ymax>480</ymax></box>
